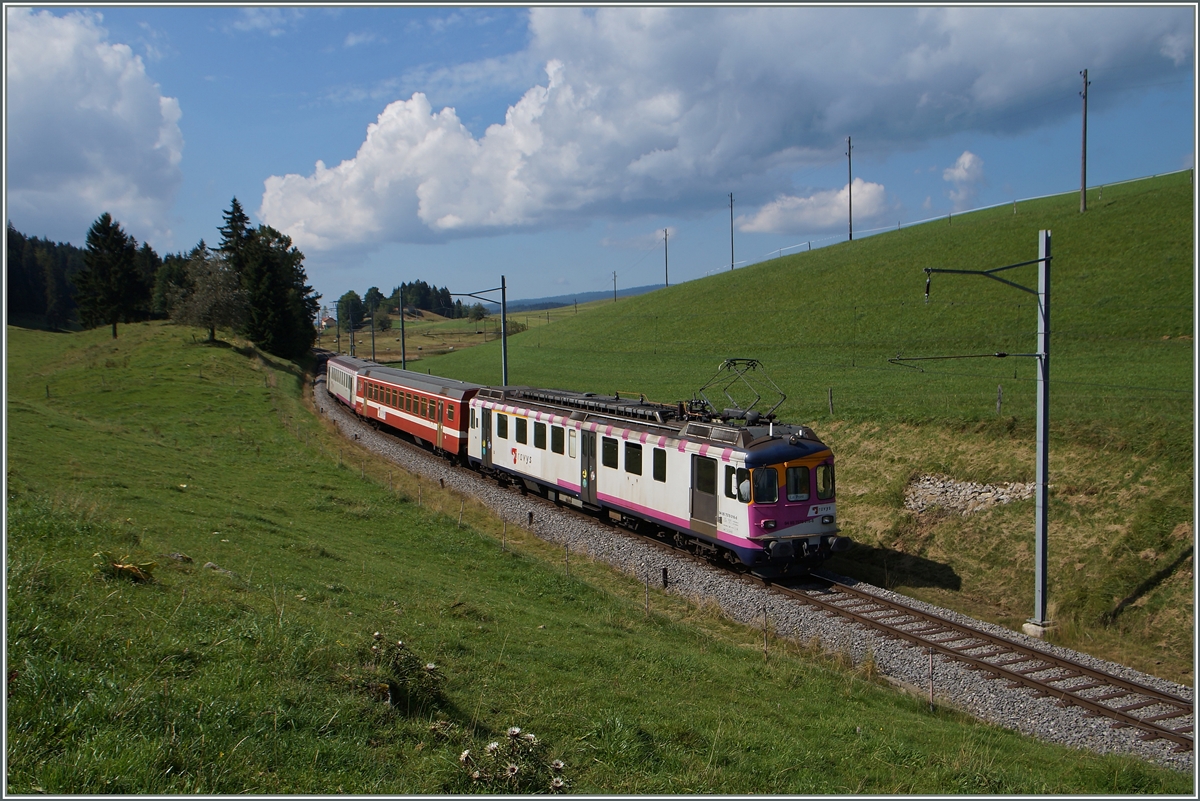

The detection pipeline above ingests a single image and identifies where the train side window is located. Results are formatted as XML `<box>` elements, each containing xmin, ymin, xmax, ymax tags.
<box><xmin>551</xmin><ymin>425</ymin><xmax>564</xmax><ymax>454</ymax></box>
<box><xmin>737</xmin><ymin>468</ymin><xmax>751</xmax><ymax>502</ymax></box>
<box><xmin>534</xmin><ymin>422</ymin><xmax>547</xmax><ymax>449</ymax></box>
<box><xmin>419</xmin><ymin>397</ymin><xmax>426</xmax><ymax>418</ymax></box>
<box><xmin>447</xmin><ymin>403</ymin><xmax>455</xmax><ymax>422</ymax></box>
<box><xmin>724</xmin><ymin>465</ymin><xmax>738</xmax><ymax>498</ymax></box>
<box><xmin>568</xmin><ymin>429</ymin><xmax>577</xmax><ymax>458</ymax></box>
<box><xmin>515</xmin><ymin>418</ymin><xmax>528</xmax><ymax>444</ymax></box>
<box><xmin>786</xmin><ymin>466</ymin><xmax>810</xmax><ymax>501</ymax></box>
<box><xmin>601</xmin><ymin>437</ymin><xmax>618</xmax><ymax>469</ymax></box>
<box><xmin>653</xmin><ymin>448</ymin><xmax>666</xmax><ymax>482</ymax></box>
<box><xmin>471</xmin><ymin>407</ymin><xmax>477</xmax><ymax>429</ymax></box>
<box><xmin>496</xmin><ymin>414</ymin><xmax>508</xmax><ymax>439</ymax></box>
<box><xmin>753</xmin><ymin>467</ymin><xmax>779</xmax><ymax>504</ymax></box>
<box><xmin>625</xmin><ymin>442</ymin><xmax>642</xmax><ymax>475</ymax></box>
<box><xmin>816</xmin><ymin>464</ymin><xmax>835</xmax><ymax>500</ymax></box>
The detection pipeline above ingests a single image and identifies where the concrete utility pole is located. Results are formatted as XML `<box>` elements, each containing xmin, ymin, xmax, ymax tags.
<box><xmin>399</xmin><ymin>287</ymin><xmax>406</xmax><ymax>369</ymax></box>
<box><xmin>613</xmin><ymin>271</ymin><xmax>617</xmax><ymax>302</ymax></box>
<box><xmin>664</xmin><ymin>228</ymin><xmax>669</xmax><ymax>287</ymax></box>
<box><xmin>846</xmin><ymin>135</ymin><xmax>854</xmax><ymax>241</ymax></box>
<box><xmin>1080</xmin><ymin>69</ymin><xmax>1090</xmax><ymax>213</ymax></box>
<box><xmin>729</xmin><ymin>193</ymin><xmax>735</xmax><ymax>271</ymax></box>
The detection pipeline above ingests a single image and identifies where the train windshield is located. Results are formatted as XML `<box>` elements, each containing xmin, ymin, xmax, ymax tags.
<box><xmin>816</xmin><ymin>464</ymin><xmax>835</xmax><ymax>500</ymax></box>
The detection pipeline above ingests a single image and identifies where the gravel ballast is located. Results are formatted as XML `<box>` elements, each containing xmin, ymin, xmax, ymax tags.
<box><xmin>314</xmin><ymin>375</ymin><xmax>1193</xmax><ymax>772</ymax></box>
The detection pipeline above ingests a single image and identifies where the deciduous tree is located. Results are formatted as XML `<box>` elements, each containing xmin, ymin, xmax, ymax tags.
<box><xmin>170</xmin><ymin>251</ymin><xmax>247</xmax><ymax>343</ymax></box>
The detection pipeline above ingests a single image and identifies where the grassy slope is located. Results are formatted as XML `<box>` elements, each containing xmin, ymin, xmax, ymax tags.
<box><xmin>418</xmin><ymin>173</ymin><xmax>1195</xmax><ymax>683</ymax></box>
<box><xmin>5</xmin><ymin>323</ymin><xmax>1190</xmax><ymax>793</ymax></box>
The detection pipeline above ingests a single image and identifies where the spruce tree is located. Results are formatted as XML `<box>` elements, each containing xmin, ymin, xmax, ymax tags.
<box><xmin>75</xmin><ymin>213</ymin><xmax>144</xmax><ymax>338</ymax></box>
<box><xmin>218</xmin><ymin>197</ymin><xmax>251</xmax><ymax>276</ymax></box>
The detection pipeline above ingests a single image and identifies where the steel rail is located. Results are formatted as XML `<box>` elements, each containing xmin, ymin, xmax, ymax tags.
<box><xmin>757</xmin><ymin>575</ymin><xmax>1193</xmax><ymax>752</ymax></box>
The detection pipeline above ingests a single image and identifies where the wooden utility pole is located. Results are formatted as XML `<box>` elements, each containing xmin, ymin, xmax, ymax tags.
<box><xmin>1080</xmin><ymin>69</ymin><xmax>1090</xmax><ymax>213</ymax></box>
<box><xmin>846</xmin><ymin>135</ymin><xmax>854</xmax><ymax>241</ymax></box>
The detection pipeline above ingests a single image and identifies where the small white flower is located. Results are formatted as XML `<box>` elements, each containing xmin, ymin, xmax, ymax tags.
<box><xmin>507</xmin><ymin>726</ymin><xmax>521</xmax><ymax>738</ymax></box>
<box><xmin>550</xmin><ymin>759</ymin><xmax>564</xmax><ymax>772</ymax></box>
<box><xmin>506</xmin><ymin>763</ymin><xmax>519</xmax><ymax>777</ymax></box>
<box><xmin>470</xmin><ymin>770</ymin><xmax>481</xmax><ymax>781</ymax></box>
<box><xmin>459</xmin><ymin>750</ymin><xmax>470</xmax><ymax>764</ymax></box>
<box><xmin>486</xmin><ymin>741</ymin><xmax>499</xmax><ymax>754</ymax></box>
<box><xmin>425</xmin><ymin>662</ymin><xmax>436</xmax><ymax>671</ymax></box>
<box><xmin>373</xmin><ymin>631</ymin><xmax>383</xmax><ymax>640</ymax></box>
<box><xmin>551</xmin><ymin>776</ymin><xmax>565</xmax><ymax>791</ymax></box>
<box><xmin>522</xmin><ymin>732</ymin><xmax>536</xmax><ymax>743</ymax></box>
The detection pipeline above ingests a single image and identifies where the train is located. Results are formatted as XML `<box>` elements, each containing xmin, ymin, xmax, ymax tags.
<box><xmin>324</xmin><ymin>354</ymin><xmax>849</xmax><ymax>573</ymax></box>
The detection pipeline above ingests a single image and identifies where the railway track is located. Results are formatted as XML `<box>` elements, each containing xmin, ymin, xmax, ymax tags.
<box><xmin>755</xmin><ymin>574</ymin><xmax>1194</xmax><ymax>753</ymax></box>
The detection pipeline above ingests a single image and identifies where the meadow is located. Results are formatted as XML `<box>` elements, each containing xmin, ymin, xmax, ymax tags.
<box><xmin>418</xmin><ymin>172</ymin><xmax>1195</xmax><ymax>683</ymax></box>
<box><xmin>5</xmin><ymin>320</ymin><xmax>1191</xmax><ymax>793</ymax></box>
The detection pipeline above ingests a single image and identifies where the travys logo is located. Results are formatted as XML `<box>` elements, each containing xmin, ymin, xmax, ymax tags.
<box><xmin>512</xmin><ymin>447</ymin><xmax>518</xmax><ymax>464</ymax></box>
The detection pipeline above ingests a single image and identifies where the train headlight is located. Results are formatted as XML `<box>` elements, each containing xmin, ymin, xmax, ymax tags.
<box><xmin>821</xmin><ymin>515</ymin><xmax>834</xmax><ymax>525</ymax></box>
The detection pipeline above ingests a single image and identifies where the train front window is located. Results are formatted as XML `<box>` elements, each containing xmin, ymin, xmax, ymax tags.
<box><xmin>753</xmin><ymin>467</ymin><xmax>778</xmax><ymax>504</ymax></box>
<box><xmin>736</xmin><ymin>468</ymin><xmax>750</xmax><ymax>503</ymax></box>
<box><xmin>786</xmin><ymin>466</ymin><xmax>810</xmax><ymax>502</ymax></box>
<box><xmin>816</xmin><ymin>464</ymin><xmax>835</xmax><ymax>500</ymax></box>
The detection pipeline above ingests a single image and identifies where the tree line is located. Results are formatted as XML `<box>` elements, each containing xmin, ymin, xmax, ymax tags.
<box><xmin>6</xmin><ymin>199</ymin><xmax>321</xmax><ymax>360</ymax></box>
<box><xmin>333</xmin><ymin>279</ymin><xmax>488</xmax><ymax>332</ymax></box>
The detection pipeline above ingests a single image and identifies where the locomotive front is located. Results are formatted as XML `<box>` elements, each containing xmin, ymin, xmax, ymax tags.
<box><xmin>738</xmin><ymin>423</ymin><xmax>848</xmax><ymax>569</ymax></box>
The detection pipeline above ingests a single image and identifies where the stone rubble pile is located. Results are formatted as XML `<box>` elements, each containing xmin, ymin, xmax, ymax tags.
<box><xmin>904</xmin><ymin>474</ymin><xmax>1035</xmax><ymax>516</ymax></box>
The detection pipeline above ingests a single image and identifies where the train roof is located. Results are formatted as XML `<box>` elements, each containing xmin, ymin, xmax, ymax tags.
<box><xmin>478</xmin><ymin>386</ymin><xmax>829</xmax><ymax>460</ymax></box>
<box><xmin>361</xmin><ymin>365</ymin><xmax>484</xmax><ymax>400</ymax></box>
<box><xmin>329</xmin><ymin>356</ymin><xmax>484</xmax><ymax>401</ymax></box>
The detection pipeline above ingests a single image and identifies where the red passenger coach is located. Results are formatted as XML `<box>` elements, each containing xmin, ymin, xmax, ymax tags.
<box><xmin>352</xmin><ymin>362</ymin><xmax>483</xmax><ymax>460</ymax></box>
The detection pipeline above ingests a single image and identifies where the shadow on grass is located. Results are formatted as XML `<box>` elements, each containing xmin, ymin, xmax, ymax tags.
<box><xmin>825</xmin><ymin>542</ymin><xmax>962</xmax><ymax>592</ymax></box>
<box><xmin>1103</xmin><ymin>544</ymin><xmax>1194</xmax><ymax>624</ymax></box>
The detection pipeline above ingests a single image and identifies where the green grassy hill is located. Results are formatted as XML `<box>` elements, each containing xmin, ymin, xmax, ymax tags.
<box><xmin>9</xmin><ymin>323</ymin><xmax>1190</xmax><ymax>792</ymax></box>
<box><xmin>419</xmin><ymin>172</ymin><xmax>1195</xmax><ymax>682</ymax></box>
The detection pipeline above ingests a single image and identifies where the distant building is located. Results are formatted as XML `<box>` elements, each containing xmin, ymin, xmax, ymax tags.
<box><xmin>321</xmin><ymin>316</ymin><xmax>337</xmax><ymax>330</ymax></box>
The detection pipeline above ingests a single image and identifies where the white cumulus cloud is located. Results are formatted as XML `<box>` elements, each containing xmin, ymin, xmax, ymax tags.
<box><xmin>943</xmin><ymin>150</ymin><xmax>985</xmax><ymax>211</ymax></box>
<box><xmin>260</xmin><ymin>6</ymin><xmax>1191</xmax><ymax>253</ymax></box>
<box><xmin>6</xmin><ymin>8</ymin><xmax>183</xmax><ymax>245</ymax></box>
<box><xmin>738</xmin><ymin>179</ymin><xmax>888</xmax><ymax>234</ymax></box>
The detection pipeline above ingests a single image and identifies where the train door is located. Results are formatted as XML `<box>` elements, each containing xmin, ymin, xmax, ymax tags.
<box><xmin>690</xmin><ymin>455</ymin><xmax>719</xmax><ymax>536</ymax></box>
<box><xmin>436</xmin><ymin>399</ymin><xmax>445</xmax><ymax>451</ymax></box>
<box><xmin>580</xmin><ymin>430</ymin><xmax>597</xmax><ymax>506</ymax></box>
<box><xmin>481</xmin><ymin>408</ymin><xmax>493</xmax><ymax>468</ymax></box>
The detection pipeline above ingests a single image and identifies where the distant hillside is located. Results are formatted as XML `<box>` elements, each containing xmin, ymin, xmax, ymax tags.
<box><xmin>486</xmin><ymin>283</ymin><xmax>663</xmax><ymax>313</ymax></box>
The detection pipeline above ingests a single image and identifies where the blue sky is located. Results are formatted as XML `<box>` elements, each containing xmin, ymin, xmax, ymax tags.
<box><xmin>5</xmin><ymin>5</ymin><xmax>1195</xmax><ymax>308</ymax></box>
